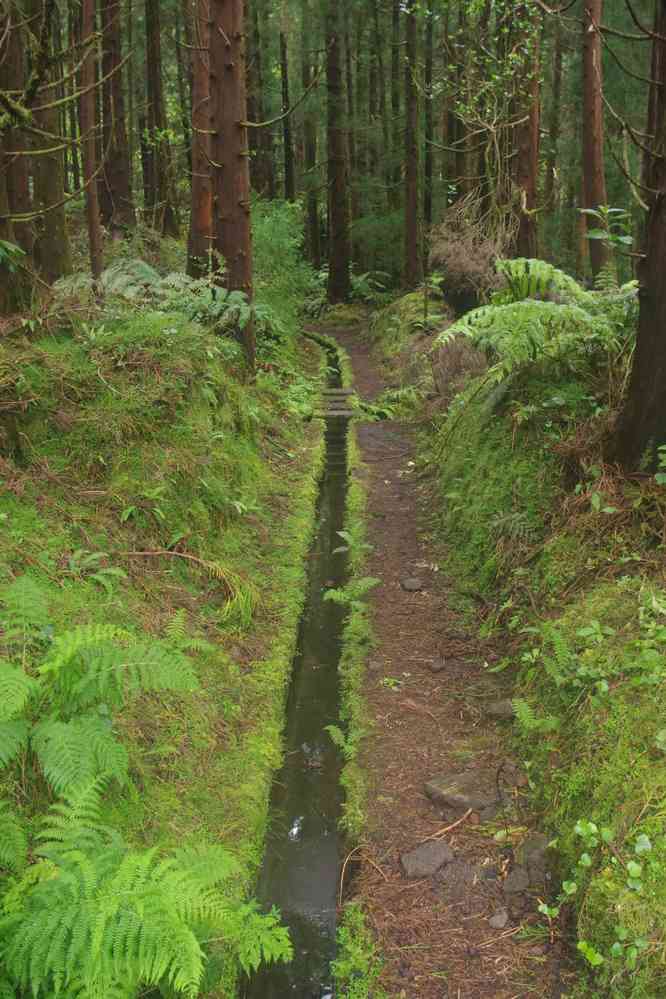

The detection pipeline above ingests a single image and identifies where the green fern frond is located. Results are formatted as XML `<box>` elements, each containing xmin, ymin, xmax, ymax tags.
<box><xmin>0</xmin><ymin>801</ymin><xmax>28</xmax><ymax>874</ymax></box>
<box><xmin>0</xmin><ymin>720</ymin><xmax>29</xmax><ymax>768</ymax></box>
<box><xmin>495</xmin><ymin>258</ymin><xmax>596</xmax><ymax>309</ymax></box>
<box><xmin>0</xmin><ymin>576</ymin><xmax>50</xmax><ymax>652</ymax></box>
<box><xmin>39</xmin><ymin>626</ymin><xmax>198</xmax><ymax>712</ymax></box>
<box><xmin>36</xmin><ymin>778</ymin><xmax>110</xmax><ymax>857</ymax></box>
<box><xmin>165</xmin><ymin>609</ymin><xmax>188</xmax><ymax>645</ymax></box>
<box><xmin>32</xmin><ymin>716</ymin><xmax>128</xmax><ymax>794</ymax></box>
<box><xmin>0</xmin><ymin>662</ymin><xmax>40</xmax><ymax>721</ymax></box>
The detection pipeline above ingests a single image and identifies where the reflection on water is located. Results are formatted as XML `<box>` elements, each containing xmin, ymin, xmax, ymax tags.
<box><xmin>243</xmin><ymin>412</ymin><xmax>349</xmax><ymax>999</ymax></box>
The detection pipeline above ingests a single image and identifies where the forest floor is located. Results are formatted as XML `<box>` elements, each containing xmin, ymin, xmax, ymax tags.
<box><xmin>331</xmin><ymin>325</ymin><xmax>577</xmax><ymax>999</ymax></box>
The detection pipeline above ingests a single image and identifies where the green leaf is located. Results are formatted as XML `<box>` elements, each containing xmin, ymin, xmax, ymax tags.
<box><xmin>635</xmin><ymin>834</ymin><xmax>652</xmax><ymax>855</ymax></box>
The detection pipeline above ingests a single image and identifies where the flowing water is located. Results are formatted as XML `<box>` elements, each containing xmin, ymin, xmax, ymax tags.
<box><xmin>243</xmin><ymin>396</ymin><xmax>349</xmax><ymax>998</ymax></box>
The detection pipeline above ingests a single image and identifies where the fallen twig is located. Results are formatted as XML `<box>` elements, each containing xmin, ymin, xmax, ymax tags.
<box><xmin>421</xmin><ymin>809</ymin><xmax>473</xmax><ymax>842</ymax></box>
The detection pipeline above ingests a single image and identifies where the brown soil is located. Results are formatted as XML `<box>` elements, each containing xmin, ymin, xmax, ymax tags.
<box><xmin>330</xmin><ymin>326</ymin><xmax>574</xmax><ymax>999</ymax></box>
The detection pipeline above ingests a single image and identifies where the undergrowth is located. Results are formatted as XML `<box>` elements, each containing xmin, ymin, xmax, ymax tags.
<box><xmin>377</xmin><ymin>258</ymin><xmax>666</xmax><ymax>997</ymax></box>
<box><xmin>0</xmin><ymin>202</ymin><xmax>327</xmax><ymax>995</ymax></box>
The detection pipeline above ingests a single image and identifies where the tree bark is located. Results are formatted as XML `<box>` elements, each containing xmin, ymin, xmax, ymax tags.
<box><xmin>145</xmin><ymin>0</ymin><xmax>179</xmax><ymax>236</ymax></box>
<box><xmin>390</xmin><ymin>0</ymin><xmax>401</xmax><ymax>209</ymax></box>
<box><xmin>403</xmin><ymin>0</ymin><xmax>422</xmax><ymax>288</ymax></box>
<box><xmin>30</xmin><ymin>0</ymin><xmax>72</xmax><ymax>283</ymax></box>
<box><xmin>2</xmin><ymin>3</ymin><xmax>34</xmax><ymax>259</ymax></box>
<box><xmin>615</xmin><ymin>0</ymin><xmax>666</xmax><ymax>469</ymax></box>
<box><xmin>176</xmin><ymin>2</ymin><xmax>193</xmax><ymax>176</ymax></box>
<box><xmin>210</xmin><ymin>0</ymin><xmax>255</xmax><ymax>371</ymax></box>
<box><xmin>188</xmin><ymin>0</ymin><xmax>213</xmax><ymax>276</ymax></box>
<box><xmin>544</xmin><ymin>16</ymin><xmax>563</xmax><ymax>208</ymax></box>
<box><xmin>247</xmin><ymin>0</ymin><xmax>275</xmax><ymax>196</ymax></box>
<box><xmin>301</xmin><ymin>0</ymin><xmax>320</xmax><ymax>268</ymax></box>
<box><xmin>279</xmin><ymin>26</ymin><xmax>296</xmax><ymax>201</ymax></box>
<box><xmin>325</xmin><ymin>0</ymin><xmax>351</xmax><ymax>303</ymax></box>
<box><xmin>424</xmin><ymin>0</ymin><xmax>434</xmax><ymax>231</ymax></box>
<box><xmin>99</xmin><ymin>0</ymin><xmax>135</xmax><ymax>234</ymax></box>
<box><xmin>80</xmin><ymin>0</ymin><xmax>104</xmax><ymax>282</ymax></box>
<box><xmin>582</xmin><ymin>0</ymin><xmax>608</xmax><ymax>276</ymax></box>
<box><xmin>514</xmin><ymin>6</ymin><xmax>540</xmax><ymax>258</ymax></box>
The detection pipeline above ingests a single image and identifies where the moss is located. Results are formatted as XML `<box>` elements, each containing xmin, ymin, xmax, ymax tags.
<box><xmin>332</xmin><ymin>902</ymin><xmax>387</xmax><ymax>999</ymax></box>
<box><xmin>0</xmin><ymin>306</ymin><xmax>328</xmax><ymax>993</ymax></box>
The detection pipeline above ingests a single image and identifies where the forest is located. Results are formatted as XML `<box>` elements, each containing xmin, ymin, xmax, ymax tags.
<box><xmin>1</xmin><ymin>0</ymin><xmax>666</xmax><ymax>997</ymax></box>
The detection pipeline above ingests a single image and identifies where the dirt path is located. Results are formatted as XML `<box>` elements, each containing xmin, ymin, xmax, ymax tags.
<box><xmin>331</xmin><ymin>327</ymin><xmax>570</xmax><ymax>999</ymax></box>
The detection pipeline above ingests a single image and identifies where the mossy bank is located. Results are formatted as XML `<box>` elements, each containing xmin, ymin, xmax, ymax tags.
<box><xmin>0</xmin><ymin>203</ymin><xmax>331</xmax><ymax>996</ymax></box>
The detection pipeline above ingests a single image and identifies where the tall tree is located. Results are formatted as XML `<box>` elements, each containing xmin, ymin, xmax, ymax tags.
<box><xmin>301</xmin><ymin>0</ymin><xmax>320</xmax><ymax>268</ymax></box>
<box><xmin>514</xmin><ymin>5</ymin><xmax>541</xmax><ymax>258</ymax></box>
<box><xmin>99</xmin><ymin>0</ymin><xmax>135</xmax><ymax>235</ymax></box>
<box><xmin>615</xmin><ymin>0</ymin><xmax>666</xmax><ymax>469</ymax></box>
<box><xmin>582</xmin><ymin>0</ymin><xmax>609</xmax><ymax>276</ymax></box>
<box><xmin>279</xmin><ymin>16</ymin><xmax>296</xmax><ymax>201</ymax></box>
<box><xmin>80</xmin><ymin>0</ymin><xmax>103</xmax><ymax>282</ymax></box>
<box><xmin>424</xmin><ymin>0</ymin><xmax>434</xmax><ymax>231</ymax></box>
<box><xmin>325</xmin><ymin>0</ymin><xmax>351</xmax><ymax>303</ymax></box>
<box><xmin>188</xmin><ymin>0</ymin><xmax>213</xmax><ymax>276</ymax></box>
<box><xmin>247</xmin><ymin>0</ymin><xmax>276</xmax><ymax>197</ymax></box>
<box><xmin>403</xmin><ymin>0</ymin><xmax>422</xmax><ymax>287</ymax></box>
<box><xmin>210</xmin><ymin>0</ymin><xmax>255</xmax><ymax>369</ymax></box>
<box><xmin>145</xmin><ymin>0</ymin><xmax>179</xmax><ymax>236</ymax></box>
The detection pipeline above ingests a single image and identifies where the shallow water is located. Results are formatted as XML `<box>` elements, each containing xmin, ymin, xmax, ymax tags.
<box><xmin>243</xmin><ymin>402</ymin><xmax>349</xmax><ymax>998</ymax></box>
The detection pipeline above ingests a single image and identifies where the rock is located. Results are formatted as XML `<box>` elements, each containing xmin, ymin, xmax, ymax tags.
<box><xmin>429</xmin><ymin>658</ymin><xmax>447</xmax><ymax>674</ymax></box>
<box><xmin>400</xmin><ymin>840</ymin><xmax>454</xmax><ymax>879</ymax></box>
<box><xmin>435</xmin><ymin>859</ymin><xmax>479</xmax><ymax>898</ymax></box>
<box><xmin>424</xmin><ymin>769</ymin><xmax>505</xmax><ymax>816</ymax></box>
<box><xmin>515</xmin><ymin>832</ymin><xmax>552</xmax><ymax>889</ymax></box>
<box><xmin>503</xmin><ymin>866</ymin><xmax>530</xmax><ymax>894</ymax></box>
<box><xmin>488</xmin><ymin>907</ymin><xmax>509</xmax><ymax>930</ymax></box>
<box><xmin>481</xmin><ymin>864</ymin><xmax>500</xmax><ymax>881</ymax></box>
<box><xmin>485</xmin><ymin>699</ymin><xmax>515</xmax><ymax>720</ymax></box>
<box><xmin>400</xmin><ymin>577</ymin><xmax>424</xmax><ymax>593</ymax></box>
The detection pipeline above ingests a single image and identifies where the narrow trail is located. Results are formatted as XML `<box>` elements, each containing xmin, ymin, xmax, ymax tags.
<box><xmin>331</xmin><ymin>327</ymin><xmax>570</xmax><ymax>999</ymax></box>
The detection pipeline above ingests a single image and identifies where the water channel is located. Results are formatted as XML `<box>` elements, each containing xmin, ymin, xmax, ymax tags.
<box><xmin>243</xmin><ymin>367</ymin><xmax>350</xmax><ymax>998</ymax></box>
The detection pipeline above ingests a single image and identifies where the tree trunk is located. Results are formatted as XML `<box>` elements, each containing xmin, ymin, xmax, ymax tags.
<box><xmin>81</xmin><ymin>0</ymin><xmax>104</xmax><ymax>282</ymax></box>
<box><xmin>145</xmin><ymin>0</ymin><xmax>179</xmax><ymax>236</ymax></box>
<box><xmin>176</xmin><ymin>2</ymin><xmax>193</xmax><ymax>176</ymax></box>
<box><xmin>3</xmin><ymin>3</ymin><xmax>34</xmax><ymax>259</ymax></box>
<box><xmin>248</xmin><ymin>0</ymin><xmax>275</xmax><ymax>196</ymax></box>
<box><xmin>279</xmin><ymin>27</ymin><xmax>296</xmax><ymax>201</ymax></box>
<box><xmin>371</xmin><ymin>0</ymin><xmax>390</xmax><ymax>209</ymax></box>
<box><xmin>514</xmin><ymin>6</ymin><xmax>540</xmax><ymax>258</ymax></box>
<box><xmin>325</xmin><ymin>0</ymin><xmax>351</xmax><ymax>304</ymax></box>
<box><xmin>544</xmin><ymin>16</ymin><xmax>563</xmax><ymax>208</ymax></box>
<box><xmin>582</xmin><ymin>0</ymin><xmax>608</xmax><ymax>276</ymax></box>
<box><xmin>210</xmin><ymin>0</ymin><xmax>255</xmax><ymax>371</ymax></box>
<box><xmin>403</xmin><ymin>0</ymin><xmax>422</xmax><ymax>288</ymax></box>
<box><xmin>99</xmin><ymin>0</ymin><xmax>135</xmax><ymax>235</ymax></box>
<box><xmin>301</xmin><ymin>0</ymin><xmax>320</xmax><ymax>268</ymax></box>
<box><xmin>30</xmin><ymin>0</ymin><xmax>72</xmax><ymax>283</ymax></box>
<box><xmin>390</xmin><ymin>0</ymin><xmax>401</xmax><ymax>209</ymax></box>
<box><xmin>615</xmin><ymin>0</ymin><xmax>666</xmax><ymax>469</ymax></box>
<box><xmin>424</xmin><ymin>0</ymin><xmax>434</xmax><ymax>232</ymax></box>
<box><xmin>188</xmin><ymin>0</ymin><xmax>213</xmax><ymax>276</ymax></box>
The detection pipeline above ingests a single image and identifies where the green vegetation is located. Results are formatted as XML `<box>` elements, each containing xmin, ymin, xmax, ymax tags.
<box><xmin>371</xmin><ymin>260</ymin><xmax>666</xmax><ymax>997</ymax></box>
<box><xmin>0</xmin><ymin>204</ymin><xmax>327</xmax><ymax>995</ymax></box>
<box><xmin>332</xmin><ymin>903</ymin><xmax>387</xmax><ymax>999</ymax></box>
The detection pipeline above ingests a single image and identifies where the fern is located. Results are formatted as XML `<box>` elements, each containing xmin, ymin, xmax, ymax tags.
<box><xmin>32</xmin><ymin>715</ymin><xmax>128</xmax><ymax>793</ymax></box>
<box><xmin>494</xmin><ymin>258</ymin><xmax>598</xmax><ymax>310</ymax></box>
<box><xmin>0</xmin><ymin>801</ymin><xmax>28</xmax><ymax>875</ymax></box>
<box><xmin>0</xmin><ymin>721</ymin><xmax>29</xmax><ymax>767</ymax></box>
<box><xmin>0</xmin><ymin>662</ymin><xmax>40</xmax><ymax>720</ymax></box>
<box><xmin>0</xmin><ymin>576</ymin><xmax>50</xmax><ymax>653</ymax></box>
<box><xmin>39</xmin><ymin>626</ymin><xmax>199</xmax><ymax>713</ymax></box>
<box><xmin>541</xmin><ymin>623</ymin><xmax>575</xmax><ymax>688</ymax></box>
<box><xmin>512</xmin><ymin>697</ymin><xmax>560</xmax><ymax>735</ymax></box>
<box><xmin>0</xmin><ymin>784</ymin><xmax>291</xmax><ymax>997</ymax></box>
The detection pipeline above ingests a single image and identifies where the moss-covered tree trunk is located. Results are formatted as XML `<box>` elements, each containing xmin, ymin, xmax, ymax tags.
<box><xmin>145</xmin><ymin>0</ymin><xmax>179</xmax><ymax>236</ymax></box>
<box><xmin>99</xmin><ymin>0</ymin><xmax>135</xmax><ymax>235</ymax></box>
<box><xmin>187</xmin><ymin>0</ymin><xmax>213</xmax><ymax>277</ymax></box>
<box><xmin>80</xmin><ymin>0</ymin><xmax>103</xmax><ymax>283</ymax></box>
<box><xmin>582</xmin><ymin>0</ymin><xmax>608</xmax><ymax>277</ymax></box>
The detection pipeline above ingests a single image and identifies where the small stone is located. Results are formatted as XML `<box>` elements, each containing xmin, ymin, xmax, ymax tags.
<box><xmin>435</xmin><ymin>859</ymin><xmax>479</xmax><ymax>898</ymax></box>
<box><xmin>516</xmin><ymin>832</ymin><xmax>552</xmax><ymax>889</ymax></box>
<box><xmin>485</xmin><ymin>699</ymin><xmax>515</xmax><ymax>720</ymax></box>
<box><xmin>503</xmin><ymin>866</ymin><xmax>530</xmax><ymax>894</ymax></box>
<box><xmin>429</xmin><ymin>658</ymin><xmax>447</xmax><ymax>673</ymax></box>
<box><xmin>488</xmin><ymin>908</ymin><xmax>509</xmax><ymax>930</ymax></box>
<box><xmin>400</xmin><ymin>840</ymin><xmax>454</xmax><ymax>879</ymax></box>
<box><xmin>400</xmin><ymin>577</ymin><xmax>424</xmax><ymax>593</ymax></box>
<box><xmin>424</xmin><ymin>770</ymin><xmax>504</xmax><ymax>815</ymax></box>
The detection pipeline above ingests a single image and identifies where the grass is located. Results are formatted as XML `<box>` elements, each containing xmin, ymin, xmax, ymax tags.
<box><xmin>0</xmin><ymin>205</ymin><xmax>333</xmax><ymax>994</ymax></box>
